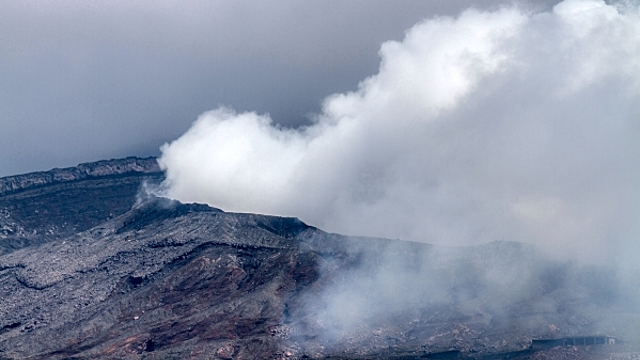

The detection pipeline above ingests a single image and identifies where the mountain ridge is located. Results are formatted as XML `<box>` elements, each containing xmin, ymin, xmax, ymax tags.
<box><xmin>0</xmin><ymin>157</ymin><xmax>164</xmax><ymax>255</ymax></box>
<box><xmin>0</xmin><ymin>157</ymin><xmax>161</xmax><ymax>196</ymax></box>
<box><xmin>0</xmin><ymin>158</ymin><xmax>638</xmax><ymax>359</ymax></box>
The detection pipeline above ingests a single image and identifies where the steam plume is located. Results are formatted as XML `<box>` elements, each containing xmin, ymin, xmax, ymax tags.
<box><xmin>159</xmin><ymin>0</ymin><xmax>640</xmax><ymax>260</ymax></box>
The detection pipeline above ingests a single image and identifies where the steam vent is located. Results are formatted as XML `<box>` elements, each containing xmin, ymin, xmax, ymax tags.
<box><xmin>0</xmin><ymin>157</ymin><xmax>639</xmax><ymax>359</ymax></box>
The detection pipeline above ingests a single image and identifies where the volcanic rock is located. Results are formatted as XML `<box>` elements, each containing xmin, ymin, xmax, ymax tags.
<box><xmin>0</xmin><ymin>158</ymin><xmax>638</xmax><ymax>359</ymax></box>
<box><xmin>0</xmin><ymin>157</ymin><xmax>162</xmax><ymax>254</ymax></box>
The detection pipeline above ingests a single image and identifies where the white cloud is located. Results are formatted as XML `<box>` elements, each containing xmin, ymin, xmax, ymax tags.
<box><xmin>159</xmin><ymin>0</ymin><xmax>640</xmax><ymax>260</ymax></box>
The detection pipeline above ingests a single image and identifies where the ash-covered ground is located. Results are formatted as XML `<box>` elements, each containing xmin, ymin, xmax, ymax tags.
<box><xmin>0</xmin><ymin>158</ymin><xmax>638</xmax><ymax>359</ymax></box>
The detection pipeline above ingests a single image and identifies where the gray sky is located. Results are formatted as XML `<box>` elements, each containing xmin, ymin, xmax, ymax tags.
<box><xmin>0</xmin><ymin>0</ymin><xmax>561</xmax><ymax>177</ymax></box>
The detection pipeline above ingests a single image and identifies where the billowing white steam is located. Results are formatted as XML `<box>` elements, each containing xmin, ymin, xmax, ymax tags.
<box><xmin>160</xmin><ymin>0</ymin><xmax>640</xmax><ymax>260</ymax></box>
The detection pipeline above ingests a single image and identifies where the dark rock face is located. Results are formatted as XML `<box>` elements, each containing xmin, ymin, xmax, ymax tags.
<box><xmin>0</xmin><ymin>157</ymin><xmax>162</xmax><ymax>255</ymax></box>
<box><xmin>0</xmin><ymin>157</ymin><xmax>160</xmax><ymax>196</ymax></box>
<box><xmin>0</xmin><ymin>158</ymin><xmax>638</xmax><ymax>359</ymax></box>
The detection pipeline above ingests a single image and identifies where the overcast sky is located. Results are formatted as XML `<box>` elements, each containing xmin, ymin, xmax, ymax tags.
<box><xmin>0</xmin><ymin>0</ymin><xmax>563</xmax><ymax>177</ymax></box>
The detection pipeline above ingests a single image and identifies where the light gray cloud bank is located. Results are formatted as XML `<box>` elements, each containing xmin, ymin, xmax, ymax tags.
<box><xmin>160</xmin><ymin>0</ymin><xmax>640</xmax><ymax>260</ymax></box>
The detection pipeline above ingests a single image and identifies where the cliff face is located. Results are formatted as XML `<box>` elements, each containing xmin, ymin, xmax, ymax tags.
<box><xmin>0</xmin><ymin>157</ymin><xmax>163</xmax><ymax>254</ymax></box>
<box><xmin>0</xmin><ymin>158</ymin><xmax>637</xmax><ymax>359</ymax></box>
<box><xmin>0</xmin><ymin>157</ymin><xmax>160</xmax><ymax>196</ymax></box>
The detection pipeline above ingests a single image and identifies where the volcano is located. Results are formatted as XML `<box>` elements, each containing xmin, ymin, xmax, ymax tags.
<box><xmin>0</xmin><ymin>157</ymin><xmax>638</xmax><ymax>359</ymax></box>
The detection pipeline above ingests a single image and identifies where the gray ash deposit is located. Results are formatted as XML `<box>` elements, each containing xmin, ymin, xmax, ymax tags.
<box><xmin>0</xmin><ymin>158</ymin><xmax>638</xmax><ymax>359</ymax></box>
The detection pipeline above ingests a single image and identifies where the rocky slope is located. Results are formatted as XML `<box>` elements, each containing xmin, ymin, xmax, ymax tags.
<box><xmin>0</xmin><ymin>158</ymin><xmax>638</xmax><ymax>359</ymax></box>
<box><xmin>0</xmin><ymin>157</ymin><xmax>162</xmax><ymax>254</ymax></box>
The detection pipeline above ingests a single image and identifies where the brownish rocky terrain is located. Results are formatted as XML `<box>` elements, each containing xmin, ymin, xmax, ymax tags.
<box><xmin>0</xmin><ymin>158</ymin><xmax>638</xmax><ymax>359</ymax></box>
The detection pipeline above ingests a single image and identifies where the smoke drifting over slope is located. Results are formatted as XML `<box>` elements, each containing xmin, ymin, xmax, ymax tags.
<box><xmin>160</xmin><ymin>0</ymin><xmax>640</xmax><ymax>260</ymax></box>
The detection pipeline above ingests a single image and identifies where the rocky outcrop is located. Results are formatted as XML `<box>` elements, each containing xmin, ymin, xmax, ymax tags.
<box><xmin>0</xmin><ymin>157</ymin><xmax>161</xmax><ymax>196</ymax></box>
<box><xmin>0</xmin><ymin>157</ymin><xmax>164</xmax><ymax>254</ymax></box>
